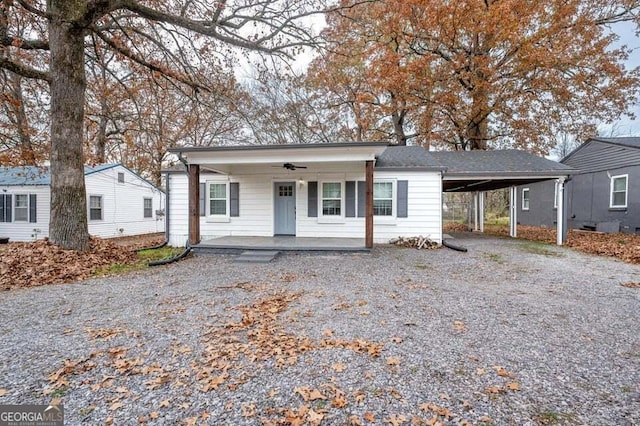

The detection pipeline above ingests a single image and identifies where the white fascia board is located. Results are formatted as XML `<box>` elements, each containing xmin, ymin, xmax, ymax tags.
<box><xmin>182</xmin><ymin>145</ymin><xmax>387</xmax><ymax>166</ymax></box>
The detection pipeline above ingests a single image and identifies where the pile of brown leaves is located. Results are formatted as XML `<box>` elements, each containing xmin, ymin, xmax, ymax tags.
<box><xmin>0</xmin><ymin>238</ymin><xmax>138</xmax><ymax>290</ymax></box>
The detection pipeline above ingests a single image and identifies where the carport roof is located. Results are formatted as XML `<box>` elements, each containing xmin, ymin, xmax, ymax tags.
<box><xmin>431</xmin><ymin>149</ymin><xmax>576</xmax><ymax>192</ymax></box>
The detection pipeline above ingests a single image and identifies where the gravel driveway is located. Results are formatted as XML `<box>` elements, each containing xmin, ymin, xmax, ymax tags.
<box><xmin>0</xmin><ymin>234</ymin><xmax>638</xmax><ymax>425</ymax></box>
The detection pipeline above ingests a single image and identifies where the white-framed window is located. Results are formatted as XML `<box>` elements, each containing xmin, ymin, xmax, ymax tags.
<box><xmin>117</xmin><ymin>172</ymin><xmax>125</xmax><ymax>184</ymax></box>
<box><xmin>143</xmin><ymin>198</ymin><xmax>153</xmax><ymax>218</ymax></box>
<box><xmin>14</xmin><ymin>194</ymin><xmax>28</xmax><ymax>222</ymax></box>
<box><xmin>208</xmin><ymin>182</ymin><xmax>228</xmax><ymax>216</ymax></box>
<box><xmin>610</xmin><ymin>174</ymin><xmax>628</xmax><ymax>208</ymax></box>
<box><xmin>89</xmin><ymin>195</ymin><xmax>103</xmax><ymax>221</ymax></box>
<box><xmin>373</xmin><ymin>181</ymin><xmax>394</xmax><ymax>216</ymax></box>
<box><xmin>321</xmin><ymin>182</ymin><xmax>342</xmax><ymax>217</ymax></box>
<box><xmin>522</xmin><ymin>188</ymin><xmax>530</xmax><ymax>211</ymax></box>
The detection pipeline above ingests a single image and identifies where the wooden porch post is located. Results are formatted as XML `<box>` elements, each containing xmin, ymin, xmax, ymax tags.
<box><xmin>365</xmin><ymin>160</ymin><xmax>374</xmax><ymax>248</ymax></box>
<box><xmin>188</xmin><ymin>164</ymin><xmax>200</xmax><ymax>245</ymax></box>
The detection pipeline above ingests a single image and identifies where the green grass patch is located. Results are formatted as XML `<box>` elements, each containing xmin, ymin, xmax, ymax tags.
<box><xmin>485</xmin><ymin>252</ymin><xmax>505</xmax><ymax>263</ymax></box>
<box><xmin>485</xmin><ymin>216</ymin><xmax>510</xmax><ymax>226</ymax></box>
<box><xmin>94</xmin><ymin>246</ymin><xmax>184</xmax><ymax>277</ymax></box>
<box><xmin>137</xmin><ymin>246</ymin><xmax>184</xmax><ymax>262</ymax></box>
<box><xmin>520</xmin><ymin>241</ymin><xmax>564</xmax><ymax>257</ymax></box>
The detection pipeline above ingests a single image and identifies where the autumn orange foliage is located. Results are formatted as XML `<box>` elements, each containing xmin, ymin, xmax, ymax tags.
<box><xmin>311</xmin><ymin>0</ymin><xmax>640</xmax><ymax>152</ymax></box>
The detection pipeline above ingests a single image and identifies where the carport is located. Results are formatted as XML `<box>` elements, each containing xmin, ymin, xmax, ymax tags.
<box><xmin>431</xmin><ymin>150</ymin><xmax>576</xmax><ymax>245</ymax></box>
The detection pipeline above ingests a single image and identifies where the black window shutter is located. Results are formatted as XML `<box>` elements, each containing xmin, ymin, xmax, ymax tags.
<box><xmin>357</xmin><ymin>181</ymin><xmax>366</xmax><ymax>218</ymax></box>
<box><xmin>230</xmin><ymin>182</ymin><xmax>239</xmax><ymax>217</ymax></box>
<box><xmin>199</xmin><ymin>183</ymin><xmax>206</xmax><ymax>216</ymax></box>
<box><xmin>29</xmin><ymin>194</ymin><xmax>37</xmax><ymax>223</ymax></box>
<box><xmin>345</xmin><ymin>181</ymin><xmax>356</xmax><ymax>217</ymax></box>
<box><xmin>308</xmin><ymin>181</ymin><xmax>318</xmax><ymax>217</ymax></box>
<box><xmin>5</xmin><ymin>194</ymin><xmax>11</xmax><ymax>222</ymax></box>
<box><xmin>397</xmin><ymin>180</ymin><xmax>408</xmax><ymax>218</ymax></box>
<box><xmin>0</xmin><ymin>194</ymin><xmax>4</xmax><ymax>222</ymax></box>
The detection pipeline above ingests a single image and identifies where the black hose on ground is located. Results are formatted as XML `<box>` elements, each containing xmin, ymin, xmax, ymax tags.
<box><xmin>442</xmin><ymin>239</ymin><xmax>468</xmax><ymax>252</ymax></box>
<box><xmin>134</xmin><ymin>240</ymin><xmax>168</xmax><ymax>253</ymax></box>
<box><xmin>148</xmin><ymin>242</ymin><xmax>192</xmax><ymax>266</ymax></box>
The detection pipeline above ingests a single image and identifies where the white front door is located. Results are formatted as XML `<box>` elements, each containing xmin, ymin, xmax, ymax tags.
<box><xmin>274</xmin><ymin>182</ymin><xmax>296</xmax><ymax>235</ymax></box>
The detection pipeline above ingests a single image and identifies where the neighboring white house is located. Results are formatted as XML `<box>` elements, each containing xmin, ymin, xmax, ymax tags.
<box><xmin>165</xmin><ymin>143</ymin><xmax>574</xmax><ymax>248</ymax></box>
<box><xmin>0</xmin><ymin>164</ymin><xmax>164</xmax><ymax>241</ymax></box>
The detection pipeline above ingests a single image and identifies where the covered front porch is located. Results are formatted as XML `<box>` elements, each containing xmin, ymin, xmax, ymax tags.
<box><xmin>168</xmin><ymin>142</ymin><xmax>390</xmax><ymax>249</ymax></box>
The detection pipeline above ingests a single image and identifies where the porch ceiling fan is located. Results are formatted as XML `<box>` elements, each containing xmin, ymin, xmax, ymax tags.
<box><xmin>277</xmin><ymin>162</ymin><xmax>307</xmax><ymax>171</ymax></box>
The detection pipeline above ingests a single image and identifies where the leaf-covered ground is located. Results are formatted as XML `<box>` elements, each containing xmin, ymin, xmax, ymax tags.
<box><xmin>0</xmin><ymin>233</ymin><xmax>165</xmax><ymax>290</ymax></box>
<box><xmin>445</xmin><ymin>223</ymin><xmax>640</xmax><ymax>265</ymax></box>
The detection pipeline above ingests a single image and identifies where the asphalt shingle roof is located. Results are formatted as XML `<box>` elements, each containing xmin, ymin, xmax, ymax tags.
<box><xmin>430</xmin><ymin>149</ymin><xmax>574</xmax><ymax>175</ymax></box>
<box><xmin>375</xmin><ymin>146</ymin><xmax>443</xmax><ymax>169</ymax></box>
<box><xmin>588</xmin><ymin>137</ymin><xmax>640</xmax><ymax>149</ymax></box>
<box><xmin>0</xmin><ymin>164</ymin><xmax>118</xmax><ymax>186</ymax></box>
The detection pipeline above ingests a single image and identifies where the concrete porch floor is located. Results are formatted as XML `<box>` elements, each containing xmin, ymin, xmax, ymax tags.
<box><xmin>194</xmin><ymin>236</ymin><xmax>369</xmax><ymax>252</ymax></box>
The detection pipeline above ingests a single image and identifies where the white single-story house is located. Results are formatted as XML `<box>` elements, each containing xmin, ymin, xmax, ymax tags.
<box><xmin>0</xmin><ymin>164</ymin><xmax>164</xmax><ymax>241</ymax></box>
<box><xmin>165</xmin><ymin>143</ymin><xmax>575</xmax><ymax>250</ymax></box>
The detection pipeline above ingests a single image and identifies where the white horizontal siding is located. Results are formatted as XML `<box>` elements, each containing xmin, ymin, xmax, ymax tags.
<box><xmin>168</xmin><ymin>167</ymin><xmax>443</xmax><ymax>245</ymax></box>
<box><xmin>0</xmin><ymin>185</ymin><xmax>50</xmax><ymax>242</ymax></box>
<box><xmin>86</xmin><ymin>165</ymin><xmax>164</xmax><ymax>238</ymax></box>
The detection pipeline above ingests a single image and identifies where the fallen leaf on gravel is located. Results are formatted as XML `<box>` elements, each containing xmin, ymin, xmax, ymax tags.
<box><xmin>484</xmin><ymin>385</ymin><xmax>505</xmax><ymax>394</ymax></box>
<box><xmin>109</xmin><ymin>401</ymin><xmax>124</xmax><ymax>411</ymax></box>
<box><xmin>389</xmin><ymin>388</ymin><xmax>403</xmax><ymax>400</ymax></box>
<box><xmin>348</xmin><ymin>415</ymin><xmax>362</xmax><ymax>425</ymax></box>
<box><xmin>0</xmin><ymin>389</ymin><xmax>7</xmax><ymax>396</ymax></box>
<box><xmin>453</xmin><ymin>320</ymin><xmax>468</xmax><ymax>332</ymax></box>
<box><xmin>364</xmin><ymin>412</ymin><xmax>376</xmax><ymax>423</ymax></box>
<box><xmin>391</xmin><ymin>336</ymin><xmax>403</xmax><ymax>343</ymax></box>
<box><xmin>159</xmin><ymin>399</ymin><xmax>170</xmax><ymax>408</ymax></box>
<box><xmin>332</xmin><ymin>363</ymin><xmax>346</xmax><ymax>373</ymax></box>
<box><xmin>149</xmin><ymin>412</ymin><xmax>159</xmax><ymax>419</ymax></box>
<box><xmin>621</xmin><ymin>282</ymin><xmax>640</xmax><ymax>288</ymax></box>
<box><xmin>241</xmin><ymin>404</ymin><xmax>256</xmax><ymax>417</ymax></box>
<box><xmin>386</xmin><ymin>357</ymin><xmax>401</xmax><ymax>366</ymax></box>
<box><xmin>307</xmin><ymin>408</ymin><xmax>324</xmax><ymax>425</ymax></box>
<box><xmin>385</xmin><ymin>414</ymin><xmax>408</xmax><ymax>425</ymax></box>
<box><xmin>506</xmin><ymin>381</ymin><xmax>521</xmax><ymax>391</ymax></box>
<box><xmin>322</xmin><ymin>329</ymin><xmax>334</xmax><ymax>337</ymax></box>
<box><xmin>476</xmin><ymin>368</ymin><xmax>486</xmax><ymax>376</ymax></box>
<box><xmin>268</xmin><ymin>388</ymin><xmax>279</xmax><ymax>398</ymax></box>
<box><xmin>294</xmin><ymin>386</ymin><xmax>326</xmax><ymax>401</ymax></box>
<box><xmin>492</xmin><ymin>365</ymin><xmax>516</xmax><ymax>379</ymax></box>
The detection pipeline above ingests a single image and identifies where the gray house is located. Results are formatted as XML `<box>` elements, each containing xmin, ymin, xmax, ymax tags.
<box><xmin>518</xmin><ymin>137</ymin><xmax>640</xmax><ymax>234</ymax></box>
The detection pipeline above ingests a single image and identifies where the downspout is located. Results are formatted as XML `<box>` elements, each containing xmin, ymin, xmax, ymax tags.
<box><xmin>145</xmin><ymin>151</ymin><xmax>192</xmax><ymax>266</ymax></box>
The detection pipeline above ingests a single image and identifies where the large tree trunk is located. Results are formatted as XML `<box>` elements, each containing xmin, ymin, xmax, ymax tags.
<box><xmin>48</xmin><ymin>6</ymin><xmax>90</xmax><ymax>251</ymax></box>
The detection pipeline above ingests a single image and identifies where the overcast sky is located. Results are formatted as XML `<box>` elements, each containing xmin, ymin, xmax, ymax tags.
<box><xmin>600</xmin><ymin>22</ymin><xmax>640</xmax><ymax>137</ymax></box>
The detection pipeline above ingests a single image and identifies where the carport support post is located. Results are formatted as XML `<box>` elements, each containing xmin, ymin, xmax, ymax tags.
<box><xmin>188</xmin><ymin>164</ymin><xmax>201</xmax><ymax>245</ymax></box>
<box><xmin>365</xmin><ymin>160</ymin><xmax>374</xmax><ymax>248</ymax></box>
<box><xmin>473</xmin><ymin>192</ymin><xmax>479</xmax><ymax>231</ymax></box>
<box><xmin>509</xmin><ymin>185</ymin><xmax>517</xmax><ymax>238</ymax></box>
<box><xmin>556</xmin><ymin>177</ymin><xmax>565</xmax><ymax>246</ymax></box>
<box><xmin>479</xmin><ymin>191</ymin><xmax>485</xmax><ymax>233</ymax></box>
